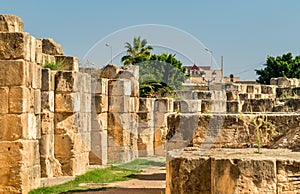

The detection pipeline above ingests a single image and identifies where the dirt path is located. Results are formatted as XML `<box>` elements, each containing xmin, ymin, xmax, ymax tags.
<box><xmin>75</xmin><ymin>161</ymin><xmax>166</xmax><ymax>194</ymax></box>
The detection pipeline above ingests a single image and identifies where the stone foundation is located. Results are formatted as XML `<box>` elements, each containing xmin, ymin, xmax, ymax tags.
<box><xmin>167</xmin><ymin>148</ymin><xmax>300</xmax><ymax>194</ymax></box>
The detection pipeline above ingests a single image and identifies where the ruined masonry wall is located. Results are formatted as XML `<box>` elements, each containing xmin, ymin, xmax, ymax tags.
<box><xmin>0</xmin><ymin>15</ymin><xmax>41</xmax><ymax>194</ymax></box>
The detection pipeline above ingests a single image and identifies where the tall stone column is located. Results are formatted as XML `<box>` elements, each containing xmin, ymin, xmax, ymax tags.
<box><xmin>0</xmin><ymin>15</ymin><xmax>41</xmax><ymax>193</ymax></box>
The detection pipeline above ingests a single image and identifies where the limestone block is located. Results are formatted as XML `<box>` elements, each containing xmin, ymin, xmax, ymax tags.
<box><xmin>41</xmin><ymin>91</ymin><xmax>54</xmax><ymax>112</ymax></box>
<box><xmin>0</xmin><ymin>32</ymin><xmax>34</xmax><ymax>61</ymax></box>
<box><xmin>0</xmin><ymin>140</ymin><xmax>40</xmax><ymax>194</ymax></box>
<box><xmin>91</xmin><ymin>112</ymin><xmax>108</xmax><ymax>130</ymax></box>
<box><xmin>41</xmin><ymin>112</ymin><xmax>54</xmax><ymax>135</ymax></box>
<box><xmin>31</xmin><ymin>63</ymin><xmax>41</xmax><ymax>89</ymax></box>
<box><xmin>212</xmin><ymin>157</ymin><xmax>276</xmax><ymax>194</ymax></box>
<box><xmin>92</xmin><ymin>94</ymin><xmax>108</xmax><ymax>113</ymax></box>
<box><xmin>277</xmin><ymin>159</ymin><xmax>300</xmax><ymax>193</ymax></box>
<box><xmin>35</xmin><ymin>39</ymin><xmax>42</xmax><ymax>64</ymax></box>
<box><xmin>54</xmin><ymin>113</ymin><xmax>80</xmax><ymax>134</ymax></box>
<box><xmin>174</xmin><ymin>100</ymin><xmax>202</xmax><ymax>113</ymax></box>
<box><xmin>0</xmin><ymin>60</ymin><xmax>29</xmax><ymax>87</ymax></box>
<box><xmin>91</xmin><ymin>78</ymin><xmax>109</xmax><ymax>94</ymax></box>
<box><xmin>80</xmin><ymin>92</ymin><xmax>91</xmax><ymax>113</ymax></box>
<box><xmin>39</xmin><ymin>134</ymin><xmax>54</xmax><ymax>157</ymax></box>
<box><xmin>226</xmin><ymin>101</ymin><xmax>240</xmax><ymax>113</ymax></box>
<box><xmin>55</xmin><ymin>71</ymin><xmax>80</xmax><ymax>92</ymax></box>
<box><xmin>129</xmin><ymin>97</ymin><xmax>139</xmax><ymax>113</ymax></box>
<box><xmin>99</xmin><ymin>64</ymin><xmax>121</xmax><ymax>79</ymax></box>
<box><xmin>34</xmin><ymin>89</ymin><xmax>41</xmax><ymax>114</ymax></box>
<box><xmin>83</xmin><ymin>73</ymin><xmax>91</xmax><ymax>93</ymax></box>
<box><xmin>176</xmin><ymin>90</ymin><xmax>197</xmax><ymax>100</ymax></box>
<box><xmin>40</xmin><ymin>38</ymin><xmax>64</xmax><ymax>55</ymax></box>
<box><xmin>9</xmin><ymin>86</ymin><xmax>30</xmax><ymax>113</ymax></box>
<box><xmin>0</xmin><ymin>14</ymin><xmax>24</xmax><ymax>32</ymax></box>
<box><xmin>55</xmin><ymin>55</ymin><xmax>79</xmax><ymax>71</ymax></box>
<box><xmin>108</xmin><ymin>95</ymin><xmax>130</xmax><ymax>113</ymax></box>
<box><xmin>277</xmin><ymin>77</ymin><xmax>291</xmax><ymax>87</ymax></box>
<box><xmin>108</xmin><ymin>79</ymin><xmax>132</xmax><ymax>96</ymax></box>
<box><xmin>139</xmin><ymin>98</ymin><xmax>154</xmax><ymax>113</ymax></box>
<box><xmin>242</xmin><ymin>99</ymin><xmax>274</xmax><ymax>112</ymax></box>
<box><xmin>201</xmin><ymin>100</ymin><xmax>212</xmax><ymax>113</ymax></box>
<box><xmin>154</xmin><ymin>98</ymin><xmax>169</xmax><ymax>113</ymax></box>
<box><xmin>0</xmin><ymin>87</ymin><xmax>8</xmax><ymax>113</ymax></box>
<box><xmin>54</xmin><ymin>92</ymin><xmax>80</xmax><ymax>113</ymax></box>
<box><xmin>225</xmin><ymin>83</ymin><xmax>240</xmax><ymax>91</ymax></box>
<box><xmin>41</xmin><ymin>68</ymin><xmax>55</xmax><ymax>91</ymax></box>
<box><xmin>197</xmin><ymin>91</ymin><xmax>212</xmax><ymax>100</ymax></box>
<box><xmin>89</xmin><ymin>130</ymin><xmax>108</xmax><ymax>165</ymax></box>
<box><xmin>130</xmin><ymin>79</ymin><xmax>139</xmax><ymax>97</ymax></box>
<box><xmin>41</xmin><ymin>53</ymin><xmax>56</xmax><ymax>66</ymax></box>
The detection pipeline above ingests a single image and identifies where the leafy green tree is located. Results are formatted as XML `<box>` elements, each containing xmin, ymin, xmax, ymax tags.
<box><xmin>121</xmin><ymin>36</ymin><xmax>188</xmax><ymax>97</ymax></box>
<box><xmin>256</xmin><ymin>53</ymin><xmax>300</xmax><ymax>84</ymax></box>
<box><xmin>121</xmin><ymin>36</ymin><xmax>153</xmax><ymax>66</ymax></box>
<box><xmin>139</xmin><ymin>53</ymin><xmax>188</xmax><ymax>97</ymax></box>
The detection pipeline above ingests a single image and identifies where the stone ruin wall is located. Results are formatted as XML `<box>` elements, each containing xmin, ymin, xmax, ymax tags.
<box><xmin>167</xmin><ymin>80</ymin><xmax>300</xmax><ymax>193</ymax></box>
<box><xmin>0</xmin><ymin>15</ymin><xmax>172</xmax><ymax>193</ymax></box>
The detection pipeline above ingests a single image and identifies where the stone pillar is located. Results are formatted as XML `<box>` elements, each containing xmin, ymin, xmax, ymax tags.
<box><xmin>89</xmin><ymin>78</ymin><xmax>109</xmax><ymax>165</ymax></box>
<box><xmin>54</xmin><ymin>71</ymin><xmax>90</xmax><ymax>176</ymax></box>
<box><xmin>107</xmin><ymin>78</ymin><xmax>138</xmax><ymax>163</ymax></box>
<box><xmin>0</xmin><ymin>14</ymin><xmax>41</xmax><ymax>193</ymax></box>
<box><xmin>137</xmin><ymin>98</ymin><xmax>155</xmax><ymax>157</ymax></box>
<box><xmin>153</xmin><ymin>98</ymin><xmax>174</xmax><ymax>156</ymax></box>
<box><xmin>40</xmin><ymin>68</ymin><xmax>62</xmax><ymax>177</ymax></box>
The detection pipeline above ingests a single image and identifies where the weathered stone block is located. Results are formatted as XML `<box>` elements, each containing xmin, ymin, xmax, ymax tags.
<box><xmin>108</xmin><ymin>79</ymin><xmax>132</xmax><ymax>96</ymax></box>
<box><xmin>41</xmin><ymin>91</ymin><xmax>54</xmax><ymax>112</ymax></box>
<box><xmin>54</xmin><ymin>93</ymin><xmax>80</xmax><ymax>113</ymax></box>
<box><xmin>31</xmin><ymin>63</ymin><xmax>41</xmax><ymax>89</ymax></box>
<box><xmin>41</xmin><ymin>53</ymin><xmax>56</xmax><ymax>66</ymax></box>
<box><xmin>39</xmin><ymin>134</ymin><xmax>54</xmax><ymax>157</ymax></box>
<box><xmin>41</xmin><ymin>68</ymin><xmax>55</xmax><ymax>91</ymax></box>
<box><xmin>91</xmin><ymin>112</ymin><xmax>108</xmax><ymax>130</ymax></box>
<box><xmin>9</xmin><ymin>86</ymin><xmax>30</xmax><ymax>113</ymax></box>
<box><xmin>129</xmin><ymin>97</ymin><xmax>139</xmax><ymax>113</ymax></box>
<box><xmin>139</xmin><ymin>98</ymin><xmax>154</xmax><ymax>112</ymax></box>
<box><xmin>89</xmin><ymin>130</ymin><xmax>108</xmax><ymax>165</ymax></box>
<box><xmin>0</xmin><ymin>140</ymin><xmax>40</xmax><ymax>194</ymax></box>
<box><xmin>154</xmin><ymin>98</ymin><xmax>170</xmax><ymax>113</ymax></box>
<box><xmin>108</xmin><ymin>95</ymin><xmax>130</xmax><ymax>113</ymax></box>
<box><xmin>91</xmin><ymin>78</ymin><xmax>109</xmax><ymax>94</ymax></box>
<box><xmin>0</xmin><ymin>14</ymin><xmax>24</xmax><ymax>32</ymax></box>
<box><xmin>174</xmin><ymin>100</ymin><xmax>202</xmax><ymax>113</ymax></box>
<box><xmin>35</xmin><ymin>39</ymin><xmax>42</xmax><ymax>64</ymax></box>
<box><xmin>41</xmin><ymin>112</ymin><xmax>54</xmax><ymax>135</ymax></box>
<box><xmin>40</xmin><ymin>38</ymin><xmax>64</xmax><ymax>55</ymax></box>
<box><xmin>92</xmin><ymin>94</ymin><xmax>108</xmax><ymax>113</ymax></box>
<box><xmin>55</xmin><ymin>71</ymin><xmax>80</xmax><ymax>92</ymax></box>
<box><xmin>55</xmin><ymin>55</ymin><xmax>79</xmax><ymax>71</ymax></box>
<box><xmin>197</xmin><ymin>91</ymin><xmax>212</xmax><ymax>100</ymax></box>
<box><xmin>80</xmin><ymin>92</ymin><xmax>91</xmax><ymax>113</ymax></box>
<box><xmin>0</xmin><ymin>87</ymin><xmax>8</xmax><ymax>113</ymax></box>
<box><xmin>34</xmin><ymin>89</ymin><xmax>41</xmax><ymax>114</ymax></box>
<box><xmin>99</xmin><ymin>64</ymin><xmax>121</xmax><ymax>79</ymax></box>
<box><xmin>0</xmin><ymin>60</ymin><xmax>29</xmax><ymax>87</ymax></box>
<box><xmin>0</xmin><ymin>32</ymin><xmax>34</xmax><ymax>61</ymax></box>
<box><xmin>54</xmin><ymin>113</ymin><xmax>80</xmax><ymax>134</ymax></box>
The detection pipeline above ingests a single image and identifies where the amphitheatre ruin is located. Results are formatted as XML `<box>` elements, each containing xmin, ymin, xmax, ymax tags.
<box><xmin>0</xmin><ymin>14</ymin><xmax>300</xmax><ymax>194</ymax></box>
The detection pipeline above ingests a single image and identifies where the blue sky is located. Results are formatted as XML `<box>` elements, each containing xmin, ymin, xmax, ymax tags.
<box><xmin>1</xmin><ymin>0</ymin><xmax>300</xmax><ymax>80</ymax></box>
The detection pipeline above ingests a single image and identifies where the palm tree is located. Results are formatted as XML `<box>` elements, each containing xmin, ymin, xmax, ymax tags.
<box><xmin>121</xmin><ymin>36</ymin><xmax>153</xmax><ymax>66</ymax></box>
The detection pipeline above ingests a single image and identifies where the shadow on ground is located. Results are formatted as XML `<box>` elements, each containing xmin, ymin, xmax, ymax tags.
<box><xmin>126</xmin><ymin>173</ymin><xmax>166</xmax><ymax>181</ymax></box>
<box><xmin>70</xmin><ymin>188</ymin><xmax>165</xmax><ymax>194</ymax></box>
